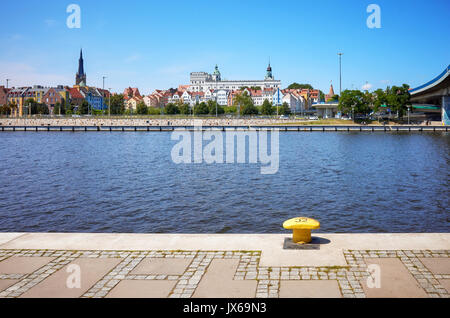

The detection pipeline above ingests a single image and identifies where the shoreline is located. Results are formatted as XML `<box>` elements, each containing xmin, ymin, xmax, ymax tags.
<box><xmin>1</xmin><ymin>233</ymin><xmax>449</xmax><ymax>267</ymax></box>
<box><xmin>0</xmin><ymin>118</ymin><xmax>447</xmax><ymax>132</ymax></box>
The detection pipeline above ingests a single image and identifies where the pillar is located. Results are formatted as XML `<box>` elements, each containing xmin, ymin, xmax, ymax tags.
<box><xmin>443</xmin><ymin>96</ymin><xmax>450</xmax><ymax>126</ymax></box>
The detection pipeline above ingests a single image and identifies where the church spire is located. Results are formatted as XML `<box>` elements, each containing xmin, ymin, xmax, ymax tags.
<box><xmin>75</xmin><ymin>49</ymin><xmax>87</xmax><ymax>86</ymax></box>
<box><xmin>78</xmin><ymin>49</ymin><xmax>84</xmax><ymax>76</ymax></box>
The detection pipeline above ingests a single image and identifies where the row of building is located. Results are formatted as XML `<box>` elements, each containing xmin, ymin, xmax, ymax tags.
<box><xmin>0</xmin><ymin>50</ymin><xmax>110</xmax><ymax>116</ymax></box>
<box><xmin>0</xmin><ymin>84</ymin><xmax>109</xmax><ymax>116</ymax></box>
<box><xmin>124</xmin><ymin>64</ymin><xmax>326</xmax><ymax>113</ymax></box>
<box><xmin>1</xmin><ymin>50</ymin><xmax>336</xmax><ymax>116</ymax></box>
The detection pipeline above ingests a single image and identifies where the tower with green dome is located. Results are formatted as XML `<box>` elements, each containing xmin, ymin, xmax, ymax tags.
<box><xmin>265</xmin><ymin>61</ymin><xmax>274</xmax><ymax>80</ymax></box>
<box><xmin>212</xmin><ymin>64</ymin><xmax>221</xmax><ymax>82</ymax></box>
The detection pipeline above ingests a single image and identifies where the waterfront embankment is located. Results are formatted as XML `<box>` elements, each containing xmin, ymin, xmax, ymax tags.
<box><xmin>0</xmin><ymin>233</ymin><xmax>448</xmax><ymax>298</ymax></box>
<box><xmin>0</xmin><ymin>117</ymin><xmax>445</xmax><ymax>127</ymax></box>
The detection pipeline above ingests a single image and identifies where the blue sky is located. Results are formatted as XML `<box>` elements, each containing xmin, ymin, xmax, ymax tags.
<box><xmin>0</xmin><ymin>0</ymin><xmax>449</xmax><ymax>94</ymax></box>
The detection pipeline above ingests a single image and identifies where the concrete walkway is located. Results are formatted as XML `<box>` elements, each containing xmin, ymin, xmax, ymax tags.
<box><xmin>0</xmin><ymin>233</ymin><xmax>448</xmax><ymax>298</ymax></box>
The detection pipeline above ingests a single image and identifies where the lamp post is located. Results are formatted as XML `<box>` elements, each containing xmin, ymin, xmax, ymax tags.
<box><xmin>108</xmin><ymin>88</ymin><xmax>112</xmax><ymax>117</ymax></box>
<box><xmin>102</xmin><ymin>76</ymin><xmax>107</xmax><ymax>115</ymax></box>
<box><xmin>6</xmin><ymin>78</ymin><xmax>11</xmax><ymax>105</ymax></box>
<box><xmin>338</xmin><ymin>53</ymin><xmax>343</xmax><ymax>96</ymax></box>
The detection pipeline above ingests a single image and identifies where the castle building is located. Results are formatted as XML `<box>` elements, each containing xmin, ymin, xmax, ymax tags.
<box><xmin>188</xmin><ymin>64</ymin><xmax>281</xmax><ymax>93</ymax></box>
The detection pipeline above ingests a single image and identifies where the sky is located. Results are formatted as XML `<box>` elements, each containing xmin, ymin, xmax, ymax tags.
<box><xmin>0</xmin><ymin>0</ymin><xmax>449</xmax><ymax>95</ymax></box>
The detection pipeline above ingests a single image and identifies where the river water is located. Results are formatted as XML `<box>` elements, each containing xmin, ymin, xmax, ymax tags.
<box><xmin>0</xmin><ymin>131</ymin><xmax>448</xmax><ymax>233</ymax></box>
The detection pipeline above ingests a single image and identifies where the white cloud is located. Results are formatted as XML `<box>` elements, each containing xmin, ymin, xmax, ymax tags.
<box><xmin>362</xmin><ymin>82</ymin><xmax>373</xmax><ymax>91</ymax></box>
<box><xmin>0</xmin><ymin>62</ymin><xmax>71</xmax><ymax>87</ymax></box>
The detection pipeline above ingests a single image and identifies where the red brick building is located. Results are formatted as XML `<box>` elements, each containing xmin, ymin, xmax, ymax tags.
<box><xmin>0</xmin><ymin>86</ymin><xmax>9</xmax><ymax>106</ymax></box>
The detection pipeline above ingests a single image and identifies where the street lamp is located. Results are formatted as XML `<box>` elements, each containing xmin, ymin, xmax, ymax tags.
<box><xmin>108</xmin><ymin>88</ymin><xmax>112</xmax><ymax>117</ymax></box>
<box><xmin>6</xmin><ymin>79</ymin><xmax>11</xmax><ymax>105</ymax></box>
<box><xmin>338</xmin><ymin>53</ymin><xmax>343</xmax><ymax>96</ymax></box>
<box><xmin>102</xmin><ymin>76</ymin><xmax>107</xmax><ymax>115</ymax></box>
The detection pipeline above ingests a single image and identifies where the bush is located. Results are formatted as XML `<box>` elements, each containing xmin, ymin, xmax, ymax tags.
<box><xmin>136</xmin><ymin>102</ymin><xmax>148</xmax><ymax>115</ymax></box>
<box><xmin>224</xmin><ymin>106</ymin><xmax>237</xmax><ymax>114</ymax></box>
<box><xmin>148</xmin><ymin>107</ymin><xmax>162</xmax><ymax>115</ymax></box>
<box><xmin>164</xmin><ymin>103</ymin><xmax>180</xmax><ymax>115</ymax></box>
<box><xmin>194</xmin><ymin>102</ymin><xmax>209</xmax><ymax>115</ymax></box>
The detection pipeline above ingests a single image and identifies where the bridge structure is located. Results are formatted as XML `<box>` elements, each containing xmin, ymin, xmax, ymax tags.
<box><xmin>410</xmin><ymin>65</ymin><xmax>450</xmax><ymax>125</ymax></box>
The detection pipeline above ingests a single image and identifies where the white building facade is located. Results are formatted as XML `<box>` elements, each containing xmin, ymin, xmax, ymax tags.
<box><xmin>188</xmin><ymin>64</ymin><xmax>282</xmax><ymax>93</ymax></box>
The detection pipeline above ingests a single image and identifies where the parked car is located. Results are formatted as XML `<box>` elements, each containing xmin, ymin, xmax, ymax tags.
<box><xmin>308</xmin><ymin>116</ymin><xmax>319</xmax><ymax>120</ymax></box>
<box><xmin>280</xmin><ymin>115</ymin><xmax>290</xmax><ymax>119</ymax></box>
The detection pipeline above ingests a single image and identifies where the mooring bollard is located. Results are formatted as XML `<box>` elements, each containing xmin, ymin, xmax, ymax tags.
<box><xmin>283</xmin><ymin>217</ymin><xmax>320</xmax><ymax>244</ymax></box>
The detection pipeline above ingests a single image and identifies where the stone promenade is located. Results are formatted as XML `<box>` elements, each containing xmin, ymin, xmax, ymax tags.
<box><xmin>0</xmin><ymin>233</ymin><xmax>448</xmax><ymax>298</ymax></box>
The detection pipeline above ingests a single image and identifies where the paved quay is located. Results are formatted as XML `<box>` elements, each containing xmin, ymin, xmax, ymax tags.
<box><xmin>0</xmin><ymin>233</ymin><xmax>449</xmax><ymax>298</ymax></box>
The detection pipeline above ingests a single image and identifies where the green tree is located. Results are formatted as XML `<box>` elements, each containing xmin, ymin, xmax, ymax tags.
<box><xmin>338</xmin><ymin>90</ymin><xmax>371</xmax><ymax>116</ymax></box>
<box><xmin>287</xmin><ymin>83</ymin><xmax>314</xmax><ymax>90</ymax></box>
<box><xmin>224</xmin><ymin>106</ymin><xmax>237</xmax><ymax>114</ymax></box>
<box><xmin>78</xmin><ymin>100</ymin><xmax>90</xmax><ymax>115</ymax></box>
<box><xmin>136</xmin><ymin>102</ymin><xmax>148</xmax><ymax>115</ymax></box>
<box><xmin>0</xmin><ymin>104</ymin><xmax>10</xmax><ymax>115</ymax></box>
<box><xmin>194</xmin><ymin>102</ymin><xmax>209</xmax><ymax>115</ymax></box>
<box><xmin>233</xmin><ymin>91</ymin><xmax>253</xmax><ymax>108</ymax></box>
<box><xmin>148</xmin><ymin>107</ymin><xmax>162</xmax><ymax>115</ymax></box>
<box><xmin>280</xmin><ymin>102</ymin><xmax>291</xmax><ymax>116</ymax></box>
<box><xmin>241</xmin><ymin>104</ymin><xmax>259</xmax><ymax>116</ymax></box>
<box><xmin>261</xmin><ymin>99</ymin><xmax>274</xmax><ymax>115</ymax></box>
<box><xmin>207</xmin><ymin>100</ymin><xmax>224</xmax><ymax>116</ymax></box>
<box><xmin>164</xmin><ymin>103</ymin><xmax>180</xmax><ymax>115</ymax></box>
<box><xmin>110</xmin><ymin>94</ymin><xmax>125</xmax><ymax>115</ymax></box>
<box><xmin>385</xmin><ymin>84</ymin><xmax>411</xmax><ymax>118</ymax></box>
<box><xmin>53</xmin><ymin>102</ymin><xmax>61</xmax><ymax>116</ymax></box>
<box><xmin>179</xmin><ymin>104</ymin><xmax>191</xmax><ymax>115</ymax></box>
<box><xmin>66</xmin><ymin>104</ymin><xmax>75</xmax><ymax>116</ymax></box>
<box><xmin>372</xmin><ymin>89</ymin><xmax>387</xmax><ymax>113</ymax></box>
<box><xmin>36</xmin><ymin>103</ymin><xmax>49</xmax><ymax>115</ymax></box>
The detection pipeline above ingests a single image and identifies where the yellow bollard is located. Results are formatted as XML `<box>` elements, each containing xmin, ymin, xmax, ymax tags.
<box><xmin>283</xmin><ymin>217</ymin><xmax>320</xmax><ymax>244</ymax></box>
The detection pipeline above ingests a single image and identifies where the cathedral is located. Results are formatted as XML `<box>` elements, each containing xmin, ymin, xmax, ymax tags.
<box><xmin>75</xmin><ymin>49</ymin><xmax>86</xmax><ymax>86</ymax></box>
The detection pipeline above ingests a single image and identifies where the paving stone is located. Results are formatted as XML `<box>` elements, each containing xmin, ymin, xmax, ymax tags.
<box><xmin>279</xmin><ymin>280</ymin><xmax>342</xmax><ymax>298</ymax></box>
<box><xmin>130</xmin><ymin>258</ymin><xmax>192</xmax><ymax>276</ymax></box>
<box><xmin>0</xmin><ymin>279</ymin><xmax>19</xmax><ymax>292</ymax></box>
<box><xmin>21</xmin><ymin>258</ymin><xmax>122</xmax><ymax>298</ymax></box>
<box><xmin>0</xmin><ymin>257</ymin><xmax>55</xmax><ymax>274</ymax></box>
<box><xmin>105</xmin><ymin>280</ymin><xmax>177</xmax><ymax>298</ymax></box>
<box><xmin>420</xmin><ymin>258</ymin><xmax>450</xmax><ymax>275</ymax></box>
<box><xmin>438</xmin><ymin>279</ymin><xmax>450</xmax><ymax>293</ymax></box>
<box><xmin>193</xmin><ymin>259</ymin><xmax>257</xmax><ymax>298</ymax></box>
<box><xmin>361</xmin><ymin>258</ymin><xmax>428</xmax><ymax>298</ymax></box>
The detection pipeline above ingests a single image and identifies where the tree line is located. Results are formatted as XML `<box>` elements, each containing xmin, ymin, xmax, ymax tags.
<box><xmin>338</xmin><ymin>84</ymin><xmax>412</xmax><ymax>118</ymax></box>
<box><xmin>106</xmin><ymin>93</ymin><xmax>292</xmax><ymax>116</ymax></box>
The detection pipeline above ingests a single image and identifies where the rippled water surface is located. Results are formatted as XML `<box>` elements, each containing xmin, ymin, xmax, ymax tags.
<box><xmin>0</xmin><ymin>132</ymin><xmax>448</xmax><ymax>233</ymax></box>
